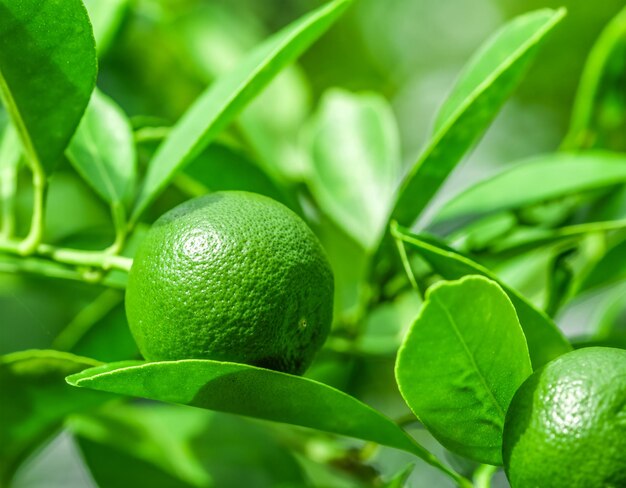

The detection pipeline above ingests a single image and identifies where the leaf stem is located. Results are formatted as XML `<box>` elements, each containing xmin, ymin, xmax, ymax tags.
<box><xmin>53</xmin><ymin>289</ymin><xmax>124</xmax><ymax>350</ymax></box>
<box><xmin>472</xmin><ymin>464</ymin><xmax>498</xmax><ymax>488</ymax></box>
<box><xmin>17</xmin><ymin>164</ymin><xmax>46</xmax><ymax>255</ymax></box>
<box><xmin>107</xmin><ymin>201</ymin><xmax>128</xmax><ymax>254</ymax></box>
<box><xmin>0</xmin><ymin>239</ymin><xmax>133</xmax><ymax>272</ymax></box>
<box><xmin>37</xmin><ymin>244</ymin><xmax>133</xmax><ymax>272</ymax></box>
<box><xmin>0</xmin><ymin>162</ymin><xmax>17</xmax><ymax>239</ymax></box>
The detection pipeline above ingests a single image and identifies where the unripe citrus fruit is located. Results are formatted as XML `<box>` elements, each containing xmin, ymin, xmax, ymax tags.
<box><xmin>503</xmin><ymin>346</ymin><xmax>626</xmax><ymax>488</ymax></box>
<box><xmin>125</xmin><ymin>191</ymin><xmax>334</xmax><ymax>375</ymax></box>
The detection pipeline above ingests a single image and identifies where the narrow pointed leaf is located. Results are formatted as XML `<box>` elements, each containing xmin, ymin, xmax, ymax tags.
<box><xmin>130</xmin><ymin>0</ymin><xmax>352</xmax><ymax>222</ymax></box>
<box><xmin>563</xmin><ymin>6</ymin><xmax>626</xmax><ymax>151</ymax></box>
<box><xmin>391</xmin><ymin>224</ymin><xmax>572</xmax><ymax>368</ymax></box>
<box><xmin>390</xmin><ymin>8</ymin><xmax>565</xmax><ymax>228</ymax></box>
<box><xmin>67</xmin><ymin>89</ymin><xmax>136</xmax><ymax>205</ymax></box>
<box><xmin>396</xmin><ymin>276</ymin><xmax>532</xmax><ymax>465</ymax></box>
<box><xmin>436</xmin><ymin>152</ymin><xmax>626</xmax><ymax>223</ymax></box>
<box><xmin>66</xmin><ymin>359</ymin><xmax>442</xmax><ymax>468</ymax></box>
<box><xmin>0</xmin><ymin>0</ymin><xmax>97</xmax><ymax>173</ymax></box>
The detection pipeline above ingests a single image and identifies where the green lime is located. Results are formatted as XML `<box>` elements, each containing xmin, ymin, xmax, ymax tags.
<box><xmin>125</xmin><ymin>191</ymin><xmax>334</xmax><ymax>375</ymax></box>
<box><xmin>503</xmin><ymin>346</ymin><xmax>626</xmax><ymax>488</ymax></box>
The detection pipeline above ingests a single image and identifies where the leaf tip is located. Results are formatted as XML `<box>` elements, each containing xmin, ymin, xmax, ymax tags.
<box><xmin>65</xmin><ymin>373</ymin><xmax>83</xmax><ymax>387</ymax></box>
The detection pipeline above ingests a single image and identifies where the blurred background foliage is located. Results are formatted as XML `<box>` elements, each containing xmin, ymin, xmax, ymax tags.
<box><xmin>1</xmin><ymin>0</ymin><xmax>625</xmax><ymax>486</ymax></box>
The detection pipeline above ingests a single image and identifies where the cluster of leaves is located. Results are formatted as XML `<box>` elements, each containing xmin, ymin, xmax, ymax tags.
<box><xmin>1</xmin><ymin>0</ymin><xmax>625</xmax><ymax>487</ymax></box>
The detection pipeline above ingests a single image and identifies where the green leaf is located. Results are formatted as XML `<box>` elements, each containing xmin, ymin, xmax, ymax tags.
<box><xmin>563</xmin><ymin>6</ymin><xmax>626</xmax><ymax>151</ymax></box>
<box><xmin>83</xmin><ymin>0</ymin><xmax>129</xmax><ymax>55</ymax></box>
<box><xmin>0</xmin><ymin>350</ymin><xmax>110</xmax><ymax>486</ymax></box>
<box><xmin>391</xmin><ymin>224</ymin><xmax>572</xmax><ymax>369</ymax></box>
<box><xmin>67</xmin><ymin>89</ymin><xmax>136</xmax><ymax>206</ymax></box>
<box><xmin>130</xmin><ymin>0</ymin><xmax>352</xmax><ymax>223</ymax></box>
<box><xmin>579</xmin><ymin>236</ymin><xmax>626</xmax><ymax>293</ymax></box>
<box><xmin>174</xmin><ymin>3</ymin><xmax>313</xmax><ymax>182</ymax></box>
<box><xmin>389</xmin><ymin>8</ymin><xmax>565</xmax><ymax>228</ymax></box>
<box><xmin>66</xmin><ymin>359</ymin><xmax>454</xmax><ymax>478</ymax></box>
<box><xmin>0</xmin><ymin>0</ymin><xmax>97</xmax><ymax>173</ymax></box>
<box><xmin>69</xmin><ymin>405</ymin><xmax>211</xmax><ymax>488</ymax></box>
<box><xmin>436</xmin><ymin>152</ymin><xmax>626</xmax><ymax>223</ymax></box>
<box><xmin>383</xmin><ymin>464</ymin><xmax>415</xmax><ymax>488</ymax></box>
<box><xmin>180</xmin><ymin>143</ymin><xmax>295</xmax><ymax>210</ymax></box>
<box><xmin>306</xmin><ymin>89</ymin><xmax>402</xmax><ymax>251</ymax></box>
<box><xmin>396</xmin><ymin>276</ymin><xmax>532</xmax><ymax>466</ymax></box>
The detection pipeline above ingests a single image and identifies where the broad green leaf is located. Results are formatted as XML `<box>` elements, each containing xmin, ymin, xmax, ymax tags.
<box><xmin>391</xmin><ymin>224</ymin><xmax>572</xmax><ymax>368</ymax></box>
<box><xmin>83</xmin><ymin>0</ymin><xmax>129</xmax><ymax>55</ymax></box>
<box><xmin>306</xmin><ymin>89</ymin><xmax>402</xmax><ymax>251</ymax></box>
<box><xmin>130</xmin><ymin>0</ymin><xmax>352</xmax><ymax>223</ymax></box>
<box><xmin>0</xmin><ymin>350</ymin><xmax>110</xmax><ymax>486</ymax></box>
<box><xmin>67</xmin><ymin>89</ymin><xmax>136</xmax><ymax>206</ymax></box>
<box><xmin>563</xmin><ymin>6</ymin><xmax>626</xmax><ymax>151</ymax></box>
<box><xmin>396</xmin><ymin>276</ymin><xmax>532</xmax><ymax>465</ymax></box>
<box><xmin>66</xmin><ymin>359</ymin><xmax>456</xmax><ymax>478</ymax></box>
<box><xmin>436</xmin><ymin>152</ymin><xmax>626</xmax><ymax>223</ymax></box>
<box><xmin>390</xmin><ymin>8</ymin><xmax>565</xmax><ymax>228</ymax></box>
<box><xmin>0</xmin><ymin>0</ymin><xmax>97</xmax><ymax>173</ymax></box>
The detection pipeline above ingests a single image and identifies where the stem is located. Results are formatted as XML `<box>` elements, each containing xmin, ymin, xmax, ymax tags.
<box><xmin>37</xmin><ymin>244</ymin><xmax>133</xmax><ymax>272</ymax></box>
<box><xmin>134</xmin><ymin>126</ymin><xmax>171</xmax><ymax>144</ymax></box>
<box><xmin>472</xmin><ymin>464</ymin><xmax>498</xmax><ymax>488</ymax></box>
<box><xmin>17</xmin><ymin>164</ymin><xmax>46</xmax><ymax>255</ymax></box>
<box><xmin>393</xmin><ymin>231</ymin><xmax>423</xmax><ymax>299</ymax></box>
<box><xmin>107</xmin><ymin>201</ymin><xmax>128</xmax><ymax>254</ymax></box>
<box><xmin>0</xmin><ymin>162</ymin><xmax>17</xmax><ymax>239</ymax></box>
<box><xmin>53</xmin><ymin>289</ymin><xmax>124</xmax><ymax>350</ymax></box>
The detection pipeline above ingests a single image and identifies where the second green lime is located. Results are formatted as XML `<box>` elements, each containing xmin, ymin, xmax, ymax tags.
<box><xmin>125</xmin><ymin>191</ymin><xmax>334</xmax><ymax>375</ymax></box>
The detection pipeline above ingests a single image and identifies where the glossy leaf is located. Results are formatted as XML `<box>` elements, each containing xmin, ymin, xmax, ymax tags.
<box><xmin>174</xmin><ymin>3</ymin><xmax>312</xmax><ymax>181</ymax></box>
<box><xmin>130</xmin><ymin>0</ymin><xmax>352</xmax><ymax>223</ymax></box>
<box><xmin>563</xmin><ymin>6</ymin><xmax>626</xmax><ymax>151</ymax></box>
<box><xmin>436</xmin><ymin>152</ymin><xmax>626</xmax><ymax>223</ymax></box>
<box><xmin>0</xmin><ymin>0</ymin><xmax>97</xmax><ymax>173</ymax></box>
<box><xmin>391</xmin><ymin>224</ymin><xmax>572</xmax><ymax>368</ymax></box>
<box><xmin>396</xmin><ymin>276</ymin><xmax>532</xmax><ymax>465</ymax></box>
<box><xmin>0</xmin><ymin>350</ymin><xmax>110</xmax><ymax>486</ymax></box>
<box><xmin>306</xmin><ymin>89</ymin><xmax>402</xmax><ymax>250</ymax></box>
<box><xmin>390</xmin><ymin>8</ymin><xmax>565</xmax><ymax>227</ymax></box>
<box><xmin>66</xmin><ymin>359</ymin><xmax>449</xmax><ymax>473</ymax></box>
<box><xmin>67</xmin><ymin>89</ymin><xmax>136</xmax><ymax>206</ymax></box>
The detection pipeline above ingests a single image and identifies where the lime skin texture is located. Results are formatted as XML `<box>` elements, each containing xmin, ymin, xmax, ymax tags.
<box><xmin>125</xmin><ymin>191</ymin><xmax>334</xmax><ymax>375</ymax></box>
<box><xmin>503</xmin><ymin>346</ymin><xmax>626</xmax><ymax>488</ymax></box>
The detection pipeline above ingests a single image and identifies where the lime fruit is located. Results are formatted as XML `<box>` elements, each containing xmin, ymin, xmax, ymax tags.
<box><xmin>502</xmin><ymin>346</ymin><xmax>626</xmax><ymax>488</ymax></box>
<box><xmin>125</xmin><ymin>191</ymin><xmax>334</xmax><ymax>375</ymax></box>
